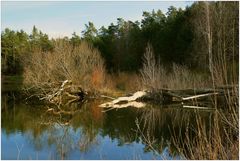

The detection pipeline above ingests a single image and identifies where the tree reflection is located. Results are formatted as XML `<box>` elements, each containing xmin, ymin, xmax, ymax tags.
<box><xmin>136</xmin><ymin>105</ymin><xmax>216</xmax><ymax>157</ymax></box>
<box><xmin>1</xmin><ymin>93</ymin><xmax>216</xmax><ymax>159</ymax></box>
<box><xmin>2</xmin><ymin>95</ymin><xmax>104</xmax><ymax>159</ymax></box>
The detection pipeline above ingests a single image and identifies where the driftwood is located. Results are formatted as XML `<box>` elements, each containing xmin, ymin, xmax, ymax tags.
<box><xmin>99</xmin><ymin>91</ymin><xmax>147</xmax><ymax>108</ymax></box>
<box><xmin>182</xmin><ymin>92</ymin><xmax>219</xmax><ymax>100</ymax></box>
<box><xmin>31</xmin><ymin>79</ymin><xmax>237</xmax><ymax>111</ymax></box>
<box><xmin>99</xmin><ymin>89</ymin><xmax>175</xmax><ymax>108</ymax></box>
<box><xmin>38</xmin><ymin>80</ymin><xmax>89</xmax><ymax>105</ymax></box>
<box><xmin>99</xmin><ymin>86</ymin><xmax>238</xmax><ymax>109</ymax></box>
<box><xmin>182</xmin><ymin>105</ymin><xmax>214</xmax><ymax>110</ymax></box>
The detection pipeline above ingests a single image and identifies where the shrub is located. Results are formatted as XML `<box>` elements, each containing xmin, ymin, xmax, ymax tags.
<box><xmin>23</xmin><ymin>40</ymin><xmax>106</xmax><ymax>94</ymax></box>
<box><xmin>140</xmin><ymin>43</ymin><xmax>210</xmax><ymax>90</ymax></box>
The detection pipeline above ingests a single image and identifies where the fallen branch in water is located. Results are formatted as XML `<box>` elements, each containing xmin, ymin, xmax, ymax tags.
<box><xmin>26</xmin><ymin>79</ymin><xmax>90</xmax><ymax>106</ymax></box>
<box><xmin>101</xmin><ymin>102</ymin><xmax>146</xmax><ymax>112</ymax></box>
<box><xmin>182</xmin><ymin>105</ymin><xmax>215</xmax><ymax>110</ymax></box>
<box><xmin>99</xmin><ymin>87</ymin><xmax>231</xmax><ymax>109</ymax></box>
<box><xmin>182</xmin><ymin>92</ymin><xmax>219</xmax><ymax>101</ymax></box>
<box><xmin>99</xmin><ymin>91</ymin><xmax>147</xmax><ymax>108</ymax></box>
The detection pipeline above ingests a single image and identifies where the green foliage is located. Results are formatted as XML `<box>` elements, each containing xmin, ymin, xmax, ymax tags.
<box><xmin>94</xmin><ymin>19</ymin><xmax>144</xmax><ymax>72</ymax></box>
<box><xmin>140</xmin><ymin>7</ymin><xmax>194</xmax><ymax>67</ymax></box>
<box><xmin>91</xmin><ymin>7</ymin><xmax>194</xmax><ymax>72</ymax></box>
<box><xmin>29</xmin><ymin>25</ymin><xmax>54</xmax><ymax>51</ymax></box>
<box><xmin>1</xmin><ymin>2</ymin><xmax>238</xmax><ymax>75</ymax></box>
<box><xmin>70</xmin><ymin>32</ymin><xmax>81</xmax><ymax>47</ymax></box>
<box><xmin>82</xmin><ymin>22</ymin><xmax>98</xmax><ymax>41</ymax></box>
<box><xmin>1</xmin><ymin>26</ymin><xmax>53</xmax><ymax>75</ymax></box>
<box><xmin>1</xmin><ymin>28</ymin><xmax>30</xmax><ymax>74</ymax></box>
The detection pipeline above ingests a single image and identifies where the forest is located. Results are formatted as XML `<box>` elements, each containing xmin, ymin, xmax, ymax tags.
<box><xmin>1</xmin><ymin>1</ymin><xmax>239</xmax><ymax>160</ymax></box>
<box><xmin>2</xmin><ymin>1</ymin><xmax>238</xmax><ymax>75</ymax></box>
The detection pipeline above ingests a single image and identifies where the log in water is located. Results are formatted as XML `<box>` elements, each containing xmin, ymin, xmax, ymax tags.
<box><xmin>99</xmin><ymin>86</ymin><xmax>238</xmax><ymax>109</ymax></box>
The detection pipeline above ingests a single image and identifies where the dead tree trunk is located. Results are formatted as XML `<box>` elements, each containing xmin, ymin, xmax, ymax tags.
<box><xmin>36</xmin><ymin>80</ymin><xmax>90</xmax><ymax>105</ymax></box>
<box><xmin>99</xmin><ymin>89</ymin><xmax>178</xmax><ymax>108</ymax></box>
<box><xmin>99</xmin><ymin>86</ymin><xmax>237</xmax><ymax>109</ymax></box>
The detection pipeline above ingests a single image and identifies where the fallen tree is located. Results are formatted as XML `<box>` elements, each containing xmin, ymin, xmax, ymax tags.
<box><xmin>22</xmin><ymin>40</ymin><xmax>108</xmax><ymax>111</ymax></box>
<box><xmin>39</xmin><ymin>80</ymin><xmax>88</xmax><ymax>105</ymax></box>
<box><xmin>99</xmin><ymin>86</ymin><xmax>238</xmax><ymax>109</ymax></box>
<box><xmin>24</xmin><ymin>79</ymin><xmax>91</xmax><ymax>105</ymax></box>
<box><xmin>24</xmin><ymin>77</ymin><xmax>237</xmax><ymax>111</ymax></box>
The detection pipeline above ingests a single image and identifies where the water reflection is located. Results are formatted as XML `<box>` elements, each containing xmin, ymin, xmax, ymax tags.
<box><xmin>1</xmin><ymin>93</ymin><xmax>216</xmax><ymax>159</ymax></box>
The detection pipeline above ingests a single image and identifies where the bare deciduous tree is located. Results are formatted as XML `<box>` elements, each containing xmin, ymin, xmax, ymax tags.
<box><xmin>140</xmin><ymin>43</ymin><xmax>165</xmax><ymax>89</ymax></box>
<box><xmin>191</xmin><ymin>1</ymin><xmax>238</xmax><ymax>87</ymax></box>
<box><xmin>23</xmin><ymin>40</ymin><xmax>106</xmax><ymax>104</ymax></box>
<box><xmin>140</xmin><ymin>43</ymin><xmax>208</xmax><ymax>90</ymax></box>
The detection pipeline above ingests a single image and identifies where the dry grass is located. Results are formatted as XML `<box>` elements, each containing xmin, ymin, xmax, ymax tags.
<box><xmin>110</xmin><ymin>72</ymin><xmax>140</xmax><ymax>92</ymax></box>
<box><xmin>140</xmin><ymin>43</ymin><xmax>210</xmax><ymax>90</ymax></box>
<box><xmin>140</xmin><ymin>43</ymin><xmax>163</xmax><ymax>89</ymax></box>
<box><xmin>171</xmin><ymin>110</ymin><xmax>238</xmax><ymax>160</ymax></box>
<box><xmin>99</xmin><ymin>72</ymin><xmax>141</xmax><ymax>98</ymax></box>
<box><xmin>170</xmin><ymin>48</ymin><xmax>239</xmax><ymax>159</ymax></box>
<box><xmin>139</xmin><ymin>43</ymin><xmax>238</xmax><ymax>160</ymax></box>
<box><xmin>137</xmin><ymin>98</ymin><xmax>238</xmax><ymax>160</ymax></box>
<box><xmin>166</xmin><ymin>64</ymin><xmax>210</xmax><ymax>90</ymax></box>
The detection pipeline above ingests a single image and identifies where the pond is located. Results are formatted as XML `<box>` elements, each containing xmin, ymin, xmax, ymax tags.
<box><xmin>1</xmin><ymin>90</ymin><xmax>216</xmax><ymax>160</ymax></box>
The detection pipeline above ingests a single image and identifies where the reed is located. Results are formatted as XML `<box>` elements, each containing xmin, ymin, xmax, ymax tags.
<box><xmin>139</xmin><ymin>43</ymin><xmax>238</xmax><ymax>159</ymax></box>
<box><xmin>140</xmin><ymin>43</ymin><xmax>211</xmax><ymax>90</ymax></box>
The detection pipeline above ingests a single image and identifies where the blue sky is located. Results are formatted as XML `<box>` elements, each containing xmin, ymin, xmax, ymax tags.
<box><xmin>2</xmin><ymin>1</ymin><xmax>193</xmax><ymax>38</ymax></box>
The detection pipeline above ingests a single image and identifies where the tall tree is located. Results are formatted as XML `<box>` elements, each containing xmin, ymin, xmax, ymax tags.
<box><xmin>82</xmin><ymin>22</ymin><xmax>98</xmax><ymax>42</ymax></box>
<box><xmin>1</xmin><ymin>28</ymin><xmax>30</xmax><ymax>74</ymax></box>
<box><xmin>70</xmin><ymin>32</ymin><xmax>81</xmax><ymax>47</ymax></box>
<box><xmin>29</xmin><ymin>25</ymin><xmax>53</xmax><ymax>51</ymax></box>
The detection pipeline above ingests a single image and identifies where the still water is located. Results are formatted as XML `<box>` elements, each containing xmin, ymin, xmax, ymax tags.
<box><xmin>1</xmin><ymin>91</ymin><xmax>215</xmax><ymax>160</ymax></box>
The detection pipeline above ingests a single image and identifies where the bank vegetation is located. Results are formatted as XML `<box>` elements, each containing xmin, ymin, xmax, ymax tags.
<box><xmin>1</xmin><ymin>1</ymin><xmax>238</xmax><ymax>160</ymax></box>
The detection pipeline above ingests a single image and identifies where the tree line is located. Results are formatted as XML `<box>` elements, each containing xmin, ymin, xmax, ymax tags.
<box><xmin>1</xmin><ymin>1</ymin><xmax>238</xmax><ymax>77</ymax></box>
